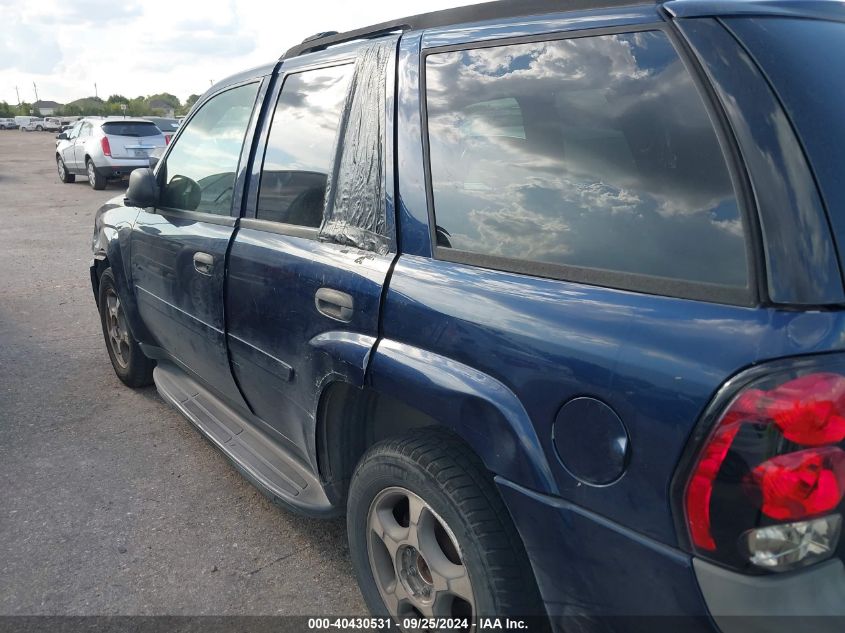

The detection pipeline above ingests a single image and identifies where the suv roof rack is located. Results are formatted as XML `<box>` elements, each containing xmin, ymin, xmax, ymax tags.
<box><xmin>281</xmin><ymin>0</ymin><xmax>653</xmax><ymax>59</ymax></box>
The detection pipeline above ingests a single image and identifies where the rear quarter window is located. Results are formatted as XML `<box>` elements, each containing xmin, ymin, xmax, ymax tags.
<box><xmin>726</xmin><ymin>18</ymin><xmax>845</xmax><ymax>274</ymax></box>
<box><xmin>424</xmin><ymin>30</ymin><xmax>748</xmax><ymax>291</ymax></box>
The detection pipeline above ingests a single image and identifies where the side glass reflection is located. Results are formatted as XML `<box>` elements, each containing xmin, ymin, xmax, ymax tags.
<box><xmin>257</xmin><ymin>65</ymin><xmax>354</xmax><ymax>227</ymax></box>
<box><xmin>425</xmin><ymin>31</ymin><xmax>747</xmax><ymax>287</ymax></box>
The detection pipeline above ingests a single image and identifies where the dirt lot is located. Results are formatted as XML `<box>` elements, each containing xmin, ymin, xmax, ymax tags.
<box><xmin>0</xmin><ymin>131</ymin><xmax>364</xmax><ymax>615</ymax></box>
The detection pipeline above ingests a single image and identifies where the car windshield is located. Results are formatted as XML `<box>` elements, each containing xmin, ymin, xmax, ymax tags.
<box><xmin>101</xmin><ymin>121</ymin><xmax>161</xmax><ymax>137</ymax></box>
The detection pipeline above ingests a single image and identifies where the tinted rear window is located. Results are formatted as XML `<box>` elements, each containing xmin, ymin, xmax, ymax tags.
<box><xmin>425</xmin><ymin>30</ymin><xmax>747</xmax><ymax>288</ymax></box>
<box><xmin>102</xmin><ymin>122</ymin><xmax>161</xmax><ymax>137</ymax></box>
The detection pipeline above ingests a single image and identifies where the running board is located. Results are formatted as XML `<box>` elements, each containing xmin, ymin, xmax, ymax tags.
<box><xmin>153</xmin><ymin>362</ymin><xmax>335</xmax><ymax>516</ymax></box>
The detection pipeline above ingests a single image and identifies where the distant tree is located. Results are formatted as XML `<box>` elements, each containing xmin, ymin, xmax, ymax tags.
<box><xmin>57</xmin><ymin>104</ymin><xmax>83</xmax><ymax>116</ymax></box>
<box><xmin>107</xmin><ymin>94</ymin><xmax>130</xmax><ymax>104</ymax></box>
<box><xmin>128</xmin><ymin>96</ymin><xmax>152</xmax><ymax>116</ymax></box>
<box><xmin>14</xmin><ymin>102</ymin><xmax>35</xmax><ymax>116</ymax></box>
<box><xmin>0</xmin><ymin>101</ymin><xmax>13</xmax><ymax>117</ymax></box>
<box><xmin>146</xmin><ymin>92</ymin><xmax>181</xmax><ymax>110</ymax></box>
<box><xmin>178</xmin><ymin>93</ymin><xmax>201</xmax><ymax>116</ymax></box>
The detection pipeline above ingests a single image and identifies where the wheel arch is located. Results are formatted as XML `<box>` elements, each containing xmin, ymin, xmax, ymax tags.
<box><xmin>91</xmin><ymin>204</ymin><xmax>151</xmax><ymax>343</ymax></box>
<box><xmin>315</xmin><ymin>338</ymin><xmax>558</xmax><ymax>505</ymax></box>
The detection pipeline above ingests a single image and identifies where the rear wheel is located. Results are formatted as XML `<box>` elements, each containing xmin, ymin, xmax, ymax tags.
<box><xmin>36</xmin><ymin>125</ymin><xmax>43</xmax><ymax>132</ymax></box>
<box><xmin>347</xmin><ymin>429</ymin><xmax>545</xmax><ymax>628</ymax></box>
<box><xmin>98</xmin><ymin>268</ymin><xmax>153</xmax><ymax>387</ymax></box>
<box><xmin>56</xmin><ymin>155</ymin><xmax>75</xmax><ymax>183</ymax></box>
<box><xmin>87</xmin><ymin>159</ymin><xmax>106</xmax><ymax>190</ymax></box>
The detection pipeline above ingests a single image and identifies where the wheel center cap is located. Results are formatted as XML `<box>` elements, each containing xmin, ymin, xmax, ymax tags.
<box><xmin>397</xmin><ymin>545</ymin><xmax>434</xmax><ymax>601</ymax></box>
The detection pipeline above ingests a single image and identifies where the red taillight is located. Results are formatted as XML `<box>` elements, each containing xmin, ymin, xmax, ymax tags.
<box><xmin>752</xmin><ymin>447</ymin><xmax>845</xmax><ymax>520</ymax></box>
<box><xmin>686</xmin><ymin>389</ymin><xmax>763</xmax><ymax>551</ymax></box>
<box><xmin>100</xmin><ymin>136</ymin><xmax>111</xmax><ymax>157</ymax></box>
<box><xmin>683</xmin><ymin>368</ymin><xmax>845</xmax><ymax>571</ymax></box>
<box><xmin>765</xmin><ymin>373</ymin><xmax>845</xmax><ymax>446</ymax></box>
<box><xmin>165</xmin><ymin>134</ymin><xmax>171</xmax><ymax>145</ymax></box>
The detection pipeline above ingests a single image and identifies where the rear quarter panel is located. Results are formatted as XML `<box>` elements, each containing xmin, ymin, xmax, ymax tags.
<box><xmin>377</xmin><ymin>256</ymin><xmax>845</xmax><ymax>545</ymax></box>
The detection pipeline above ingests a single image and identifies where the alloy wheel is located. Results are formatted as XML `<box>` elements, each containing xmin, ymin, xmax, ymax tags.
<box><xmin>104</xmin><ymin>288</ymin><xmax>130</xmax><ymax>369</ymax></box>
<box><xmin>87</xmin><ymin>162</ymin><xmax>96</xmax><ymax>187</ymax></box>
<box><xmin>367</xmin><ymin>487</ymin><xmax>475</xmax><ymax>625</ymax></box>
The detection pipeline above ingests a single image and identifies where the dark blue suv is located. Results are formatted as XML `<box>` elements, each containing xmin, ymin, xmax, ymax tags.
<box><xmin>90</xmin><ymin>0</ymin><xmax>845</xmax><ymax>629</ymax></box>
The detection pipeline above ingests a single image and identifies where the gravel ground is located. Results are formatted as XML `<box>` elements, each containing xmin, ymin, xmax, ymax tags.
<box><xmin>0</xmin><ymin>131</ymin><xmax>364</xmax><ymax>615</ymax></box>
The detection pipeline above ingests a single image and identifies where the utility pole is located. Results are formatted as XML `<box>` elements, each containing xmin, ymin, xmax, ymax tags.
<box><xmin>94</xmin><ymin>83</ymin><xmax>98</xmax><ymax>99</ymax></box>
<box><xmin>33</xmin><ymin>82</ymin><xmax>39</xmax><ymax>102</ymax></box>
<box><xmin>15</xmin><ymin>86</ymin><xmax>20</xmax><ymax>105</ymax></box>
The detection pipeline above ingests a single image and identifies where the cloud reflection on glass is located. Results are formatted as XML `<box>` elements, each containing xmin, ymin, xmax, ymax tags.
<box><xmin>256</xmin><ymin>65</ymin><xmax>354</xmax><ymax>227</ymax></box>
<box><xmin>162</xmin><ymin>82</ymin><xmax>259</xmax><ymax>214</ymax></box>
<box><xmin>425</xmin><ymin>31</ymin><xmax>747</xmax><ymax>287</ymax></box>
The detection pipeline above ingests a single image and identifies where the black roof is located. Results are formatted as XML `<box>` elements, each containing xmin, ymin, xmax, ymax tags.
<box><xmin>282</xmin><ymin>0</ymin><xmax>657</xmax><ymax>59</ymax></box>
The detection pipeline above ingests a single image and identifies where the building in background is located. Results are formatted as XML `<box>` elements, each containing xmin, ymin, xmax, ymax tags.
<box><xmin>32</xmin><ymin>100</ymin><xmax>63</xmax><ymax>116</ymax></box>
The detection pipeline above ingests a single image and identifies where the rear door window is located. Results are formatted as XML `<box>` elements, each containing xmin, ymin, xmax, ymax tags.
<box><xmin>424</xmin><ymin>30</ymin><xmax>748</xmax><ymax>291</ymax></box>
<box><xmin>256</xmin><ymin>64</ymin><xmax>354</xmax><ymax>227</ymax></box>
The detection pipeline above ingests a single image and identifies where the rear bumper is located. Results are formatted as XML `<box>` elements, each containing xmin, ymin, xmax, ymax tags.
<box><xmin>496</xmin><ymin>478</ymin><xmax>845</xmax><ymax>633</ymax></box>
<box><xmin>695</xmin><ymin>557</ymin><xmax>845</xmax><ymax>633</ymax></box>
<box><xmin>94</xmin><ymin>161</ymin><xmax>148</xmax><ymax>179</ymax></box>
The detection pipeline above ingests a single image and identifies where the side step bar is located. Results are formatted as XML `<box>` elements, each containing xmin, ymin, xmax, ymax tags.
<box><xmin>153</xmin><ymin>362</ymin><xmax>336</xmax><ymax>517</ymax></box>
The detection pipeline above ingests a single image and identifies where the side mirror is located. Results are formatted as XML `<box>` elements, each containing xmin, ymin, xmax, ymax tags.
<box><xmin>126</xmin><ymin>168</ymin><xmax>159</xmax><ymax>208</ymax></box>
<box><xmin>56</xmin><ymin>132</ymin><xmax>68</xmax><ymax>140</ymax></box>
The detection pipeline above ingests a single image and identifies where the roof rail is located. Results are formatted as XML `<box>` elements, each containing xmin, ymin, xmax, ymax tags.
<box><xmin>280</xmin><ymin>0</ymin><xmax>650</xmax><ymax>59</ymax></box>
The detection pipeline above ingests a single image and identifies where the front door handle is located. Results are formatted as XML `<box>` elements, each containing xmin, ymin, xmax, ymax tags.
<box><xmin>193</xmin><ymin>252</ymin><xmax>214</xmax><ymax>276</ymax></box>
<box><xmin>315</xmin><ymin>288</ymin><xmax>354</xmax><ymax>322</ymax></box>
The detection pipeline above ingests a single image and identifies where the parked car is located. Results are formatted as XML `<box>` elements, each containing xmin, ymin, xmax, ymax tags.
<box><xmin>21</xmin><ymin>118</ymin><xmax>45</xmax><ymax>132</ymax></box>
<box><xmin>14</xmin><ymin>115</ymin><xmax>36</xmax><ymax>128</ymax></box>
<box><xmin>0</xmin><ymin>118</ymin><xmax>17</xmax><ymax>130</ymax></box>
<box><xmin>41</xmin><ymin>117</ymin><xmax>62</xmax><ymax>132</ymax></box>
<box><xmin>56</xmin><ymin>117</ymin><xmax>166</xmax><ymax>189</ymax></box>
<box><xmin>89</xmin><ymin>0</ymin><xmax>845</xmax><ymax>630</ymax></box>
<box><xmin>143</xmin><ymin>116</ymin><xmax>180</xmax><ymax>144</ymax></box>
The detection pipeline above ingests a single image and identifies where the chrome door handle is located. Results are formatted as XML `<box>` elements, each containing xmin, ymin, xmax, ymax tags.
<box><xmin>315</xmin><ymin>288</ymin><xmax>354</xmax><ymax>322</ymax></box>
<box><xmin>193</xmin><ymin>252</ymin><xmax>214</xmax><ymax>276</ymax></box>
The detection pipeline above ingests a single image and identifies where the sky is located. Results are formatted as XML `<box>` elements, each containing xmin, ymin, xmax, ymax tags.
<box><xmin>0</xmin><ymin>0</ymin><xmax>484</xmax><ymax>106</ymax></box>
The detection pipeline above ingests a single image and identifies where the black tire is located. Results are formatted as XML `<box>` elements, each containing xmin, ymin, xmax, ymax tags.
<box><xmin>347</xmin><ymin>429</ymin><xmax>545</xmax><ymax>625</ymax></box>
<box><xmin>98</xmin><ymin>268</ymin><xmax>154</xmax><ymax>387</ymax></box>
<box><xmin>87</xmin><ymin>159</ymin><xmax>107</xmax><ymax>190</ymax></box>
<box><xmin>56</xmin><ymin>155</ymin><xmax>75</xmax><ymax>183</ymax></box>
<box><xmin>36</xmin><ymin>125</ymin><xmax>43</xmax><ymax>132</ymax></box>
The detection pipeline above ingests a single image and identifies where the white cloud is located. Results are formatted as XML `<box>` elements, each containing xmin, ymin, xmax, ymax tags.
<box><xmin>0</xmin><ymin>17</ymin><xmax>63</xmax><ymax>74</ymax></box>
<box><xmin>0</xmin><ymin>0</ymin><xmax>485</xmax><ymax>105</ymax></box>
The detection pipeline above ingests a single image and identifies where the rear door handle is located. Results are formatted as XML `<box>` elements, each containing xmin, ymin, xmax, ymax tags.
<box><xmin>315</xmin><ymin>288</ymin><xmax>354</xmax><ymax>322</ymax></box>
<box><xmin>193</xmin><ymin>252</ymin><xmax>214</xmax><ymax>276</ymax></box>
